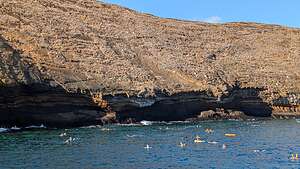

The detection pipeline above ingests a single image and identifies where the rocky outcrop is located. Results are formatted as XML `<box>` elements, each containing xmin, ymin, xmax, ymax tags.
<box><xmin>0</xmin><ymin>0</ymin><xmax>299</xmax><ymax>127</ymax></box>
<box><xmin>0</xmin><ymin>37</ymin><xmax>111</xmax><ymax>127</ymax></box>
<box><xmin>194</xmin><ymin>110</ymin><xmax>249</xmax><ymax>121</ymax></box>
<box><xmin>0</xmin><ymin>84</ymin><xmax>109</xmax><ymax>128</ymax></box>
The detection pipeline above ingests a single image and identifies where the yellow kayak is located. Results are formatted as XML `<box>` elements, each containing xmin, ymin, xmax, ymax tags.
<box><xmin>225</xmin><ymin>133</ymin><xmax>237</xmax><ymax>137</ymax></box>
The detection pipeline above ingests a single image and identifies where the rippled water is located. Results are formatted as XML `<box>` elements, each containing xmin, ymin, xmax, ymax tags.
<box><xmin>1</xmin><ymin>119</ymin><xmax>300</xmax><ymax>169</ymax></box>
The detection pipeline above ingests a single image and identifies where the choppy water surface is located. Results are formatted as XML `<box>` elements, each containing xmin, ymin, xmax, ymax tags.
<box><xmin>1</xmin><ymin>119</ymin><xmax>300</xmax><ymax>169</ymax></box>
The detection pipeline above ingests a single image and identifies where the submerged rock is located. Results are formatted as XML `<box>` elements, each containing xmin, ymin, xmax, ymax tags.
<box><xmin>0</xmin><ymin>0</ymin><xmax>299</xmax><ymax>127</ymax></box>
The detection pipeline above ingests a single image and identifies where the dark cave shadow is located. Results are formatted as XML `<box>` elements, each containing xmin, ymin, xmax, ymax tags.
<box><xmin>107</xmin><ymin>85</ymin><xmax>272</xmax><ymax>122</ymax></box>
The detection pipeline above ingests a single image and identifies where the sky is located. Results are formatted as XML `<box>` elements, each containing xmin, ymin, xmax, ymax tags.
<box><xmin>103</xmin><ymin>0</ymin><xmax>300</xmax><ymax>28</ymax></box>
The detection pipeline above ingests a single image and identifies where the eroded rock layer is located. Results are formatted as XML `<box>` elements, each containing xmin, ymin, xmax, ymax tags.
<box><xmin>0</xmin><ymin>0</ymin><xmax>299</xmax><ymax>127</ymax></box>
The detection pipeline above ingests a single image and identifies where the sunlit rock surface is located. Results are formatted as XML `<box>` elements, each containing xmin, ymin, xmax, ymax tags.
<box><xmin>0</xmin><ymin>0</ymin><xmax>299</xmax><ymax>127</ymax></box>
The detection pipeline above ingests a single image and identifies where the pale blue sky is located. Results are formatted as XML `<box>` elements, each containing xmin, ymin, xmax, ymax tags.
<box><xmin>103</xmin><ymin>0</ymin><xmax>300</xmax><ymax>28</ymax></box>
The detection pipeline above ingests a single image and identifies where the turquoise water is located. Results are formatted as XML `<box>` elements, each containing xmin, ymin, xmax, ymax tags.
<box><xmin>1</xmin><ymin>120</ymin><xmax>300</xmax><ymax>169</ymax></box>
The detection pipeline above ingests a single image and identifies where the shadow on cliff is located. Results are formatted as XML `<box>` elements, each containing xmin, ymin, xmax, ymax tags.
<box><xmin>0</xmin><ymin>83</ymin><xmax>273</xmax><ymax>127</ymax></box>
<box><xmin>0</xmin><ymin>83</ymin><xmax>106</xmax><ymax>128</ymax></box>
<box><xmin>220</xmin><ymin>84</ymin><xmax>272</xmax><ymax>117</ymax></box>
<box><xmin>105</xmin><ymin>83</ymin><xmax>272</xmax><ymax>123</ymax></box>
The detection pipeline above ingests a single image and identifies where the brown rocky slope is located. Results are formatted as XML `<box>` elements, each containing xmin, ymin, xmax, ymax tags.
<box><xmin>0</xmin><ymin>0</ymin><xmax>299</xmax><ymax>127</ymax></box>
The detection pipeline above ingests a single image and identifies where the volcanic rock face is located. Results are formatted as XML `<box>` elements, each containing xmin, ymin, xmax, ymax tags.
<box><xmin>0</xmin><ymin>0</ymin><xmax>299</xmax><ymax>127</ymax></box>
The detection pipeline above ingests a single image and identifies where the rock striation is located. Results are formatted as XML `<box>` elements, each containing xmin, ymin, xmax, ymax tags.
<box><xmin>0</xmin><ymin>0</ymin><xmax>299</xmax><ymax>127</ymax></box>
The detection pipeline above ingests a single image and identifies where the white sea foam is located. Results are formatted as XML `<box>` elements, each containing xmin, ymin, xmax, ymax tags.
<box><xmin>140</xmin><ymin>120</ymin><xmax>153</xmax><ymax>126</ymax></box>
<box><xmin>25</xmin><ymin>124</ymin><xmax>46</xmax><ymax>129</ymax></box>
<box><xmin>253</xmin><ymin>149</ymin><xmax>266</xmax><ymax>153</ymax></box>
<box><xmin>0</xmin><ymin>128</ymin><xmax>9</xmax><ymax>133</ymax></box>
<box><xmin>251</xmin><ymin>124</ymin><xmax>260</xmax><ymax>127</ymax></box>
<box><xmin>126</xmin><ymin>134</ymin><xmax>143</xmax><ymax>138</ymax></box>
<box><xmin>100</xmin><ymin>128</ymin><xmax>113</xmax><ymax>131</ymax></box>
<box><xmin>140</xmin><ymin>120</ymin><xmax>189</xmax><ymax>126</ymax></box>
<box><xmin>158</xmin><ymin>124</ymin><xmax>201</xmax><ymax>131</ymax></box>
<box><xmin>117</xmin><ymin>123</ymin><xmax>141</xmax><ymax>126</ymax></box>
<box><xmin>184</xmin><ymin>125</ymin><xmax>201</xmax><ymax>129</ymax></box>
<box><xmin>119</xmin><ymin>120</ymin><xmax>192</xmax><ymax>127</ymax></box>
<box><xmin>59</xmin><ymin>133</ymin><xmax>67</xmax><ymax>137</ymax></box>
<box><xmin>11</xmin><ymin>126</ymin><xmax>21</xmax><ymax>130</ymax></box>
<box><xmin>228</xmin><ymin>119</ymin><xmax>241</xmax><ymax>121</ymax></box>
<box><xmin>208</xmin><ymin>141</ymin><xmax>218</xmax><ymax>144</ymax></box>
<box><xmin>80</xmin><ymin>125</ymin><xmax>102</xmax><ymax>129</ymax></box>
<box><xmin>159</xmin><ymin>127</ymin><xmax>173</xmax><ymax>130</ymax></box>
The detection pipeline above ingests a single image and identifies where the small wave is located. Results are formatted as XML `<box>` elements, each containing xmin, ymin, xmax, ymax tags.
<box><xmin>59</xmin><ymin>132</ymin><xmax>67</xmax><ymax>137</ymax></box>
<box><xmin>25</xmin><ymin>124</ymin><xmax>46</xmax><ymax>129</ymax></box>
<box><xmin>295</xmin><ymin>119</ymin><xmax>300</xmax><ymax>123</ymax></box>
<box><xmin>246</xmin><ymin>118</ymin><xmax>257</xmax><ymax>121</ymax></box>
<box><xmin>80</xmin><ymin>125</ymin><xmax>102</xmax><ymax>129</ymax></box>
<box><xmin>183</xmin><ymin>125</ymin><xmax>201</xmax><ymax>129</ymax></box>
<box><xmin>158</xmin><ymin>125</ymin><xmax>201</xmax><ymax>131</ymax></box>
<box><xmin>118</xmin><ymin>120</ymin><xmax>192</xmax><ymax>127</ymax></box>
<box><xmin>253</xmin><ymin>149</ymin><xmax>266</xmax><ymax>153</ymax></box>
<box><xmin>100</xmin><ymin>128</ymin><xmax>113</xmax><ymax>131</ymax></box>
<box><xmin>0</xmin><ymin>128</ymin><xmax>9</xmax><ymax>133</ymax></box>
<box><xmin>140</xmin><ymin>120</ymin><xmax>190</xmax><ymax>126</ymax></box>
<box><xmin>251</xmin><ymin>124</ymin><xmax>260</xmax><ymax>127</ymax></box>
<box><xmin>140</xmin><ymin>120</ymin><xmax>153</xmax><ymax>126</ymax></box>
<box><xmin>11</xmin><ymin>126</ymin><xmax>21</xmax><ymax>130</ymax></box>
<box><xmin>163</xmin><ymin>121</ymin><xmax>190</xmax><ymax>125</ymax></box>
<box><xmin>117</xmin><ymin>123</ymin><xmax>141</xmax><ymax>126</ymax></box>
<box><xmin>228</xmin><ymin>119</ymin><xmax>241</xmax><ymax>121</ymax></box>
<box><xmin>207</xmin><ymin>141</ymin><xmax>218</xmax><ymax>144</ymax></box>
<box><xmin>246</xmin><ymin>120</ymin><xmax>262</xmax><ymax>126</ymax></box>
<box><xmin>126</xmin><ymin>134</ymin><xmax>143</xmax><ymax>138</ymax></box>
<box><xmin>159</xmin><ymin>127</ymin><xmax>174</xmax><ymax>130</ymax></box>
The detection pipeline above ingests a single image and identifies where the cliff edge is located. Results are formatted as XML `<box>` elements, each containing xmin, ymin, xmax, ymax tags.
<box><xmin>0</xmin><ymin>0</ymin><xmax>299</xmax><ymax>127</ymax></box>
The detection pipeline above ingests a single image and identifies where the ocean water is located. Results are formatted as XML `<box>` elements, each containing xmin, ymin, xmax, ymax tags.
<box><xmin>1</xmin><ymin>120</ymin><xmax>300</xmax><ymax>169</ymax></box>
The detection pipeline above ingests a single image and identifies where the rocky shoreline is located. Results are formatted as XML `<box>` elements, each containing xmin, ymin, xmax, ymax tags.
<box><xmin>0</xmin><ymin>81</ymin><xmax>298</xmax><ymax>128</ymax></box>
<box><xmin>0</xmin><ymin>0</ymin><xmax>299</xmax><ymax>128</ymax></box>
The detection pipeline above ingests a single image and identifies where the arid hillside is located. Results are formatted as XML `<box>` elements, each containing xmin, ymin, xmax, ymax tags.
<box><xmin>0</xmin><ymin>0</ymin><xmax>299</xmax><ymax>126</ymax></box>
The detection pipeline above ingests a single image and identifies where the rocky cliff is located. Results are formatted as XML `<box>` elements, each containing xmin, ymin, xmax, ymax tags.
<box><xmin>0</xmin><ymin>0</ymin><xmax>299</xmax><ymax>127</ymax></box>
